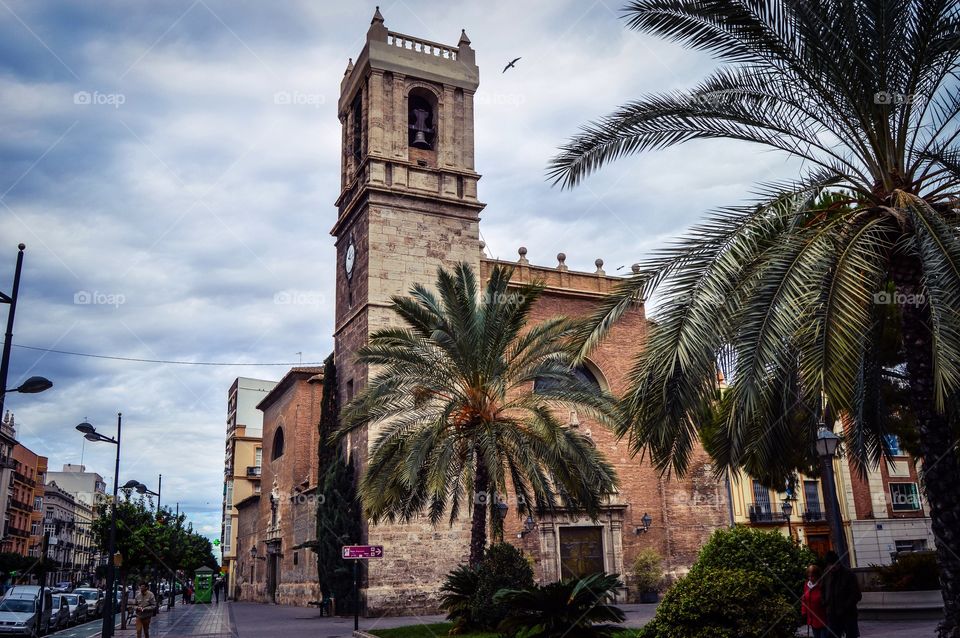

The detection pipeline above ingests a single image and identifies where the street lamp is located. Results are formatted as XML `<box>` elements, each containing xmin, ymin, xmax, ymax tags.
<box><xmin>76</xmin><ymin>415</ymin><xmax>122</xmax><ymax>638</ymax></box>
<box><xmin>816</xmin><ymin>426</ymin><xmax>850</xmax><ymax>566</ymax></box>
<box><xmin>0</xmin><ymin>244</ymin><xmax>53</xmax><ymax>421</ymax></box>
<box><xmin>494</xmin><ymin>501</ymin><xmax>508</xmax><ymax>541</ymax></box>
<box><xmin>517</xmin><ymin>515</ymin><xmax>536</xmax><ymax>539</ymax></box>
<box><xmin>781</xmin><ymin>499</ymin><xmax>794</xmax><ymax>540</ymax></box>
<box><xmin>634</xmin><ymin>512</ymin><xmax>653</xmax><ymax>535</ymax></box>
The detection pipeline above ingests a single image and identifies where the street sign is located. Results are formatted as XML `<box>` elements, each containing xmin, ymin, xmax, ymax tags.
<box><xmin>342</xmin><ymin>545</ymin><xmax>384</xmax><ymax>559</ymax></box>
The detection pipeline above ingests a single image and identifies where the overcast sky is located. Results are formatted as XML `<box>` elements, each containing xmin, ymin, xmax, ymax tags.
<box><xmin>0</xmin><ymin>0</ymin><xmax>800</xmax><ymax>545</ymax></box>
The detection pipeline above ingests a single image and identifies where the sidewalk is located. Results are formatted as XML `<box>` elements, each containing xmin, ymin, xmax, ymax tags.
<box><xmin>112</xmin><ymin>602</ymin><xmax>232</xmax><ymax>638</ymax></box>
<box><xmin>103</xmin><ymin>599</ymin><xmax>940</xmax><ymax>638</ymax></box>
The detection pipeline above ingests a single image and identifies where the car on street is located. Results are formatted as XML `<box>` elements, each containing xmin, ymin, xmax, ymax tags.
<box><xmin>0</xmin><ymin>597</ymin><xmax>45</xmax><ymax>637</ymax></box>
<box><xmin>62</xmin><ymin>594</ymin><xmax>88</xmax><ymax>625</ymax></box>
<box><xmin>72</xmin><ymin>589</ymin><xmax>104</xmax><ymax>618</ymax></box>
<box><xmin>49</xmin><ymin>596</ymin><xmax>71</xmax><ymax>631</ymax></box>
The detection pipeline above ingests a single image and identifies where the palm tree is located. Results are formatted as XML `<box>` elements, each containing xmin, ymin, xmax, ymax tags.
<box><xmin>334</xmin><ymin>262</ymin><xmax>619</xmax><ymax>566</ymax></box>
<box><xmin>549</xmin><ymin>2</ymin><xmax>960</xmax><ymax>635</ymax></box>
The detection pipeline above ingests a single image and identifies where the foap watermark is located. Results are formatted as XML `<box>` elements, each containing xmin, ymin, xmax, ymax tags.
<box><xmin>874</xmin><ymin>91</ymin><xmax>926</xmax><ymax>106</ymax></box>
<box><xmin>481</xmin><ymin>291</ymin><xmax>527</xmax><ymax>305</ymax></box>
<box><xmin>273</xmin><ymin>289</ymin><xmax>326</xmax><ymax>306</ymax></box>
<box><xmin>74</xmin><ymin>290</ymin><xmax>125</xmax><ymax>307</ymax></box>
<box><xmin>274</xmin><ymin>90</ymin><xmax>326</xmax><ymax>108</ymax></box>
<box><xmin>873</xmin><ymin>289</ymin><xmax>925</xmax><ymax>307</ymax></box>
<box><xmin>73</xmin><ymin>90</ymin><xmax>125</xmax><ymax>109</ymax></box>
<box><xmin>474</xmin><ymin>92</ymin><xmax>526</xmax><ymax>108</ymax></box>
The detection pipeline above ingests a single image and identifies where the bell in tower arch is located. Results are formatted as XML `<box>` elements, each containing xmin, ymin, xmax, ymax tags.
<box><xmin>410</xmin><ymin>107</ymin><xmax>433</xmax><ymax>148</ymax></box>
<box><xmin>407</xmin><ymin>92</ymin><xmax>435</xmax><ymax>150</ymax></box>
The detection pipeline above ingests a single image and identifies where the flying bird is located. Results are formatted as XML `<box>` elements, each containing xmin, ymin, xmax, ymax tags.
<box><xmin>502</xmin><ymin>57</ymin><xmax>521</xmax><ymax>73</ymax></box>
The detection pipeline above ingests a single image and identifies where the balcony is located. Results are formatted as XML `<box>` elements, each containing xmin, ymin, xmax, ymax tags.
<box><xmin>6</xmin><ymin>528</ymin><xmax>29</xmax><ymax>539</ymax></box>
<box><xmin>265</xmin><ymin>525</ymin><xmax>281</xmax><ymax>542</ymax></box>
<box><xmin>246</xmin><ymin>466</ymin><xmax>262</xmax><ymax>478</ymax></box>
<box><xmin>748</xmin><ymin>504</ymin><xmax>787</xmax><ymax>524</ymax></box>
<box><xmin>799</xmin><ymin>506</ymin><xmax>826</xmax><ymax>523</ymax></box>
<box><xmin>9</xmin><ymin>498</ymin><xmax>31</xmax><ymax>512</ymax></box>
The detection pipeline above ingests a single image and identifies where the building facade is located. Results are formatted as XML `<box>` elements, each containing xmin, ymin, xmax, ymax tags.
<box><xmin>221</xmin><ymin>377</ymin><xmax>277</xmax><ymax>600</ymax></box>
<box><xmin>2</xmin><ymin>442</ymin><xmax>47</xmax><ymax>557</ymax></box>
<box><xmin>236</xmin><ymin>367</ymin><xmax>324</xmax><ymax>605</ymax></box>
<box><xmin>43</xmin><ymin>481</ymin><xmax>77</xmax><ymax>585</ymax></box>
<box><xmin>325</xmin><ymin>9</ymin><xmax>729</xmax><ymax>614</ymax></box>
<box><xmin>45</xmin><ymin>464</ymin><xmax>107</xmax><ymax>509</ymax></box>
<box><xmin>0</xmin><ymin>412</ymin><xmax>20</xmax><ymax>544</ymax></box>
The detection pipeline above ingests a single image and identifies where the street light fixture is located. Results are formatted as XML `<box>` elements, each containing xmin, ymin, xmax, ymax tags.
<box><xmin>76</xmin><ymin>415</ymin><xmax>122</xmax><ymax>638</ymax></box>
<box><xmin>635</xmin><ymin>512</ymin><xmax>653</xmax><ymax>535</ymax></box>
<box><xmin>518</xmin><ymin>515</ymin><xmax>536</xmax><ymax>538</ymax></box>
<box><xmin>781</xmin><ymin>499</ymin><xmax>794</xmax><ymax>540</ymax></box>
<box><xmin>493</xmin><ymin>501</ymin><xmax>508</xmax><ymax>541</ymax></box>
<box><xmin>4</xmin><ymin>376</ymin><xmax>53</xmax><ymax>395</ymax></box>
<box><xmin>816</xmin><ymin>426</ymin><xmax>850</xmax><ymax>566</ymax></box>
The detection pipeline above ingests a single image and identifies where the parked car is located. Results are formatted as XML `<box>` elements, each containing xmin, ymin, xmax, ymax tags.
<box><xmin>73</xmin><ymin>588</ymin><xmax>104</xmax><ymax>618</ymax></box>
<box><xmin>49</xmin><ymin>595</ymin><xmax>71</xmax><ymax>631</ymax></box>
<box><xmin>62</xmin><ymin>594</ymin><xmax>88</xmax><ymax>625</ymax></box>
<box><xmin>0</xmin><ymin>587</ymin><xmax>53</xmax><ymax>637</ymax></box>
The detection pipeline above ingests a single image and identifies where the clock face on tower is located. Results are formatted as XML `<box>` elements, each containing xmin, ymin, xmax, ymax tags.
<box><xmin>345</xmin><ymin>240</ymin><xmax>356</xmax><ymax>279</ymax></box>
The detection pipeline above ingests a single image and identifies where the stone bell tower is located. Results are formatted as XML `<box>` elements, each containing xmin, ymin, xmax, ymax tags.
<box><xmin>331</xmin><ymin>8</ymin><xmax>484</xmax><ymax>613</ymax></box>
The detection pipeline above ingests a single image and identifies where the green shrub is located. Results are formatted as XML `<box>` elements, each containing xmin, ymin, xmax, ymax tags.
<box><xmin>632</xmin><ymin>549</ymin><xmax>663</xmax><ymax>593</ymax></box>
<box><xmin>470</xmin><ymin>543</ymin><xmax>535</xmax><ymax>630</ymax></box>
<box><xmin>495</xmin><ymin>572</ymin><xmax>626</xmax><ymax>638</ymax></box>
<box><xmin>639</xmin><ymin>569</ymin><xmax>797</xmax><ymax>638</ymax></box>
<box><xmin>439</xmin><ymin>564</ymin><xmax>480</xmax><ymax>634</ymax></box>
<box><xmin>876</xmin><ymin>551</ymin><xmax>941</xmax><ymax>591</ymax></box>
<box><xmin>690</xmin><ymin>525</ymin><xmax>815</xmax><ymax>605</ymax></box>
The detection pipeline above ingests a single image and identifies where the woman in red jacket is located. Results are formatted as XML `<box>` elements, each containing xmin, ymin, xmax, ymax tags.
<box><xmin>801</xmin><ymin>564</ymin><xmax>828</xmax><ymax>638</ymax></box>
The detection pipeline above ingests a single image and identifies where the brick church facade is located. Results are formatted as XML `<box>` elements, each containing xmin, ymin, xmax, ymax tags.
<box><xmin>236</xmin><ymin>8</ymin><xmax>730</xmax><ymax>613</ymax></box>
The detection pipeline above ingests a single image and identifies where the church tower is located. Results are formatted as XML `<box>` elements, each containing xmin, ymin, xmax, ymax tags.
<box><xmin>332</xmin><ymin>8</ymin><xmax>484</xmax><ymax>613</ymax></box>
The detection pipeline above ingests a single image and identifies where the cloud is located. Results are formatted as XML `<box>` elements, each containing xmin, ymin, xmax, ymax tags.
<box><xmin>0</xmin><ymin>0</ymin><xmax>797</xmax><ymax>544</ymax></box>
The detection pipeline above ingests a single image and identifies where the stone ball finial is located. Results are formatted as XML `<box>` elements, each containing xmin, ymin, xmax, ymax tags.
<box><xmin>594</xmin><ymin>258</ymin><xmax>605</xmax><ymax>275</ymax></box>
<box><xmin>631</xmin><ymin>263</ymin><xmax>641</xmax><ymax>274</ymax></box>
<box><xmin>479</xmin><ymin>241</ymin><xmax>486</xmax><ymax>250</ymax></box>
<box><xmin>518</xmin><ymin>246</ymin><xmax>529</xmax><ymax>265</ymax></box>
<box><xmin>557</xmin><ymin>253</ymin><xmax>568</xmax><ymax>271</ymax></box>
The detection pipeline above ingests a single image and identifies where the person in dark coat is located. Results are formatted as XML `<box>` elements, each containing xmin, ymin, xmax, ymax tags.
<box><xmin>822</xmin><ymin>551</ymin><xmax>861</xmax><ymax>637</ymax></box>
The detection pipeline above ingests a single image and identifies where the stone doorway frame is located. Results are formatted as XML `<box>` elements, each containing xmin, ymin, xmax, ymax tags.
<box><xmin>535</xmin><ymin>505</ymin><xmax>627</xmax><ymax>601</ymax></box>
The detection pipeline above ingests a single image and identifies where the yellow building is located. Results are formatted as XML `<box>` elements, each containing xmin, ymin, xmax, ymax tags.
<box><xmin>728</xmin><ymin>459</ymin><xmax>858</xmax><ymax>564</ymax></box>
<box><xmin>221</xmin><ymin>377</ymin><xmax>276</xmax><ymax>599</ymax></box>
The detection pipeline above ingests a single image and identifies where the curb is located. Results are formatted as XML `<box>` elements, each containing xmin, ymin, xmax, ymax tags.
<box><xmin>353</xmin><ymin>632</ymin><xmax>378</xmax><ymax>638</ymax></box>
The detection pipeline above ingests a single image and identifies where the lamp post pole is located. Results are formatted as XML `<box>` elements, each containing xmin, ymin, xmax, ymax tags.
<box><xmin>105</xmin><ymin>413</ymin><xmax>121</xmax><ymax>638</ymax></box>
<box><xmin>816</xmin><ymin>427</ymin><xmax>850</xmax><ymax>566</ymax></box>
<box><xmin>0</xmin><ymin>244</ymin><xmax>25</xmax><ymax>421</ymax></box>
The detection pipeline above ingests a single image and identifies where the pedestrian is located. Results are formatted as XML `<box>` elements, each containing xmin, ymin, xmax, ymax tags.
<box><xmin>822</xmin><ymin>551</ymin><xmax>861</xmax><ymax>638</ymax></box>
<box><xmin>134</xmin><ymin>583</ymin><xmax>157</xmax><ymax>638</ymax></box>
<box><xmin>213</xmin><ymin>577</ymin><xmax>220</xmax><ymax>604</ymax></box>
<box><xmin>801</xmin><ymin>564</ymin><xmax>828</xmax><ymax>638</ymax></box>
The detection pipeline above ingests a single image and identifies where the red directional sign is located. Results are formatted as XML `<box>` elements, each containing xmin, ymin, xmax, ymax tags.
<box><xmin>342</xmin><ymin>545</ymin><xmax>384</xmax><ymax>559</ymax></box>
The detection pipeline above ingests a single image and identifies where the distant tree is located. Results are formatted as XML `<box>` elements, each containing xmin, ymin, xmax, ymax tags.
<box><xmin>313</xmin><ymin>354</ymin><xmax>362</xmax><ymax>612</ymax></box>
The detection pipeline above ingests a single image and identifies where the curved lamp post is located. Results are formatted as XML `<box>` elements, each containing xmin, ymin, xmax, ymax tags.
<box><xmin>781</xmin><ymin>499</ymin><xmax>794</xmax><ymax>540</ymax></box>
<box><xmin>77</xmin><ymin>415</ymin><xmax>122</xmax><ymax>638</ymax></box>
<box><xmin>816</xmin><ymin>426</ymin><xmax>850</xmax><ymax>566</ymax></box>
<box><xmin>0</xmin><ymin>243</ymin><xmax>53</xmax><ymax>422</ymax></box>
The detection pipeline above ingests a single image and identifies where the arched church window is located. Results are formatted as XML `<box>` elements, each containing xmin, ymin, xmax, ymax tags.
<box><xmin>272</xmin><ymin>427</ymin><xmax>285</xmax><ymax>460</ymax></box>
<box><xmin>408</xmin><ymin>89</ymin><xmax>436</xmax><ymax>149</ymax></box>
<box><xmin>534</xmin><ymin>365</ymin><xmax>602</xmax><ymax>395</ymax></box>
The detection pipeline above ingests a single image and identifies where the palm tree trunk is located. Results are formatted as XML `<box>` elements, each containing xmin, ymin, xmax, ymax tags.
<box><xmin>469</xmin><ymin>460</ymin><xmax>489</xmax><ymax>568</ymax></box>
<box><xmin>892</xmin><ymin>256</ymin><xmax>960</xmax><ymax>638</ymax></box>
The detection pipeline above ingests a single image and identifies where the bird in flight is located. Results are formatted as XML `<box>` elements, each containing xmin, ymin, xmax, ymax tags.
<box><xmin>502</xmin><ymin>57</ymin><xmax>521</xmax><ymax>73</ymax></box>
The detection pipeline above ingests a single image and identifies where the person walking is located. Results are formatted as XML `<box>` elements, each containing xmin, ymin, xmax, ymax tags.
<box><xmin>134</xmin><ymin>583</ymin><xmax>157</xmax><ymax>638</ymax></box>
<box><xmin>213</xmin><ymin>577</ymin><xmax>221</xmax><ymax>604</ymax></box>
<box><xmin>801</xmin><ymin>564</ymin><xmax>828</xmax><ymax>638</ymax></box>
<box><xmin>822</xmin><ymin>551</ymin><xmax>861</xmax><ymax>638</ymax></box>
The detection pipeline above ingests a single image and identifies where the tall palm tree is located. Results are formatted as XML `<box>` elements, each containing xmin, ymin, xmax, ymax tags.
<box><xmin>549</xmin><ymin>2</ymin><xmax>960</xmax><ymax>635</ymax></box>
<box><xmin>334</xmin><ymin>263</ymin><xmax>619</xmax><ymax>567</ymax></box>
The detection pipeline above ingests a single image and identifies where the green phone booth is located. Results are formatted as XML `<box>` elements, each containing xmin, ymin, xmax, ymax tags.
<box><xmin>193</xmin><ymin>566</ymin><xmax>215</xmax><ymax>604</ymax></box>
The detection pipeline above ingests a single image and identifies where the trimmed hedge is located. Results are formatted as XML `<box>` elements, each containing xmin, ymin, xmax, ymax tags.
<box><xmin>639</xmin><ymin>569</ymin><xmax>797</xmax><ymax>638</ymax></box>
